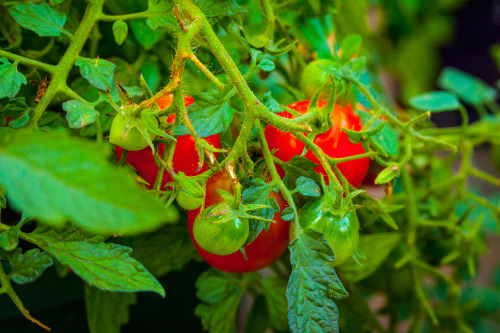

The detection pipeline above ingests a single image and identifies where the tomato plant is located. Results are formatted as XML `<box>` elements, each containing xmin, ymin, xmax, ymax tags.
<box><xmin>264</xmin><ymin>100</ymin><xmax>370</xmax><ymax>187</ymax></box>
<box><xmin>109</xmin><ymin>114</ymin><xmax>154</xmax><ymax>151</ymax></box>
<box><xmin>187</xmin><ymin>171</ymin><xmax>290</xmax><ymax>273</ymax></box>
<box><xmin>300</xmin><ymin>58</ymin><xmax>339</xmax><ymax>99</ymax></box>
<box><xmin>115</xmin><ymin>95</ymin><xmax>220</xmax><ymax>188</ymax></box>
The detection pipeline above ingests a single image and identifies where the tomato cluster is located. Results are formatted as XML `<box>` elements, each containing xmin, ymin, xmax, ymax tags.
<box><xmin>115</xmin><ymin>95</ymin><xmax>220</xmax><ymax>189</ymax></box>
<box><xmin>264</xmin><ymin>100</ymin><xmax>369</xmax><ymax>187</ymax></box>
<box><xmin>187</xmin><ymin>171</ymin><xmax>290</xmax><ymax>273</ymax></box>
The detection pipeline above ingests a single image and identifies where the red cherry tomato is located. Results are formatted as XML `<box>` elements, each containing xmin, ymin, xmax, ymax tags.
<box><xmin>115</xmin><ymin>95</ymin><xmax>220</xmax><ymax>189</ymax></box>
<box><xmin>264</xmin><ymin>100</ymin><xmax>369</xmax><ymax>187</ymax></box>
<box><xmin>187</xmin><ymin>171</ymin><xmax>290</xmax><ymax>273</ymax></box>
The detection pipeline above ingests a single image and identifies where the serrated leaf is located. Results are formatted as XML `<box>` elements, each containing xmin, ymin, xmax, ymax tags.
<box><xmin>0</xmin><ymin>130</ymin><xmax>178</xmax><ymax>236</ymax></box>
<box><xmin>85</xmin><ymin>285</ymin><xmax>137</xmax><ymax>333</ymax></box>
<box><xmin>75</xmin><ymin>58</ymin><xmax>116</xmax><ymax>90</ymax></box>
<box><xmin>9</xmin><ymin>248</ymin><xmax>53</xmax><ymax>284</ymax></box>
<box><xmin>62</xmin><ymin>100</ymin><xmax>99</xmax><ymax>128</ymax></box>
<box><xmin>9</xmin><ymin>3</ymin><xmax>66</xmax><ymax>37</ymax></box>
<box><xmin>0</xmin><ymin>97</ymin><xmax>32</xmax><ymax>128</ymax></box>
<box><xmin>0</xmin><ymin>59</ymin><xmax>27</xmax><ymax>99</ymax></box>
<box><xmin>409</xmin><ymin>91</ymin><xmax>461</xmax><ymax>112</ymax></box>
<box><xmin>258</xmin><ymin>59</ymin><xmax>275</xmax><ymax>72</ymax></box>
<box><xmin>195</xmin><ymin>269</ymin><xmax>250</xmax><ymax>333</ymax></box>
<box><xmin>438</xmin><ymin>67</ymin><xmax>498</xmax><ymax>105</ymax></box>
<box><xmin>42</xmin><ymin>241</ymin><xmax>164</xmax><ymax>295</ymax></box>
<box><xmin>0</xmin><ymin>227</ymin><xmax>18</xmax><ymax>251</ymax></box>
<box><xmin>173</xmin><ymin>92</ymin><xmax>235</xmax><ymax>138</ymax></box>
<box><xmin>32</xmin><ymin>225</ymin><xmax>107</xmax><ymax>243</ymax></box>
<box><xmin>112</xmin><ymin>20</ymin><xmax>128</xmax><ymax>45</ymax></box>
<box><xmin>146</xmin><ymin>0</ymin><xmax>177</xmax><ymax>31</ymax></box>
<box><xmin>287</xmin><ymin>229</ymin><xmax>348</xmax><ymax>333</ymax></box>
<box><xmin>295</xmin><ymin>176</ymin><xmax>321</xmax><ymax>197</ymax></box>
<box><xmin>263</xmin><ymin>276</ymin><xmax>289</xmax><ymax>331</ymax></box>
<box><xmin>339</xmin><ymin>233</ymin><xmax>401</xmax><ymax>282</ymax></box>
<box><xmin>117</xmin><ymin>225</ymin><xmax>198</xmax><ymax>277</ymax></box>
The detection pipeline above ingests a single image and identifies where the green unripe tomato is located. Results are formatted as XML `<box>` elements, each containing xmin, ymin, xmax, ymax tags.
<box><xmin>109</xmin><ymin>114</ymin><xmax>154</xmax><ymax>151</ymax></box>
<box><xmin>300</xmin><ymin>58</ymin><xmax>339</xmax><ymax>99</ymax></box>
<box><xmin>299</xmin><ymin>197</ymin><xmax>359</xmax><ymax>266</ymax></box>
<box><xmin>175</xmin><ymin>172</ymin><xmax>205</xmax><ymax>210</ymax></box>
<box><xmin>193</xmin><ymin>205</ymin><xmax>250</xmax><ymax>255</ymax></box>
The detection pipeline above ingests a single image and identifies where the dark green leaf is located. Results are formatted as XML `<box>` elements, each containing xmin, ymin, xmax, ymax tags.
<box><xmin>112</xmin><ymin>20</ymin><xmax>128</xmax><ymax>45</ymax></box>
<box><xmin>0</xmin><ymin>59</ymin><xmax>27</xmax><ymax>99</ymax></box>
<box><xmin>130</xmin><ymin>19</ymin><xmax>166</xmax><ymax>50</ymax></box>
<box><xmin>9</xmin><ymin>248</ymin><xmax>53</xmax><ymax>284</ymax></box>
<box><xmin>146</xmin><ymin>0</ymin><xmax>177</xmax><ymax>31</ymax></box>
<box><xmin>85</xmin><ymin>285</ymin><xmax>137</xmax><ymax>333</ymax></box>
<box><xmin>287</xmin><ymin>229</ymin><xmax>348</xmax><ymax>333</ymax></box>
<box><xmin>409</xmin><ymin>91</ymin><xmax>461</xmax><ymax>112</ymax></box>
<box><xmin>263</xmin><ymin>276</ymin><xmax>289</xmax><ymax>331</ymax></box>
<box><xmin>32</xmin><ymin>225</ymin><xmax>107</xmax><ymax>244</ymax></box>
<box><xmin>282</xmin><ymin>156</ymin><xmax>320</xmax><ymax>188</ymax></box>
<box><xmin>438</xmin><ymin>67</ymin><xmax>498</xmax><ymax>105</ymax></box>
<box><xmin>9</xmin><ymin>3</ymin><xmax>66</xmax><ymax>37</ymax></box>
<box><xmin>0</xmin><ymin>130</ymin><xmax>178</xmax><ymax>236</ymax></box>
<box><xmin>0</xmin><ymin>227</ymin><xmax>18</xmax><ymax>252</ymax></box>
<box><xmin>0</xmin><ymin>97</ymin><xmax>32</xmax><ymax>128</ymax></box>
<box><xmin>116</xmin><ymin>225</ymin><xmax>198</xmax><ymax>277</ymax></box>
<box><xmin>340</xmin><ymin>233</ymin><xmax>401</xmax><ymax>282</ymax></box>
<box><xmin>42</xmin><ymin>241</ymin><xmax>164</xmax><ymax>295</ymax></box>
<box><xmin>195</xmin><ymin>0</ymin><xmax>247</xmax><ymax>17</ymax></box>
<box><xmin>245</xmin><ymin>295</ymin><xmax>269</xmax><ymax>333</ymax></box>
<box><xmin>295</xmin><ymin>176</ymin><xmax>321</xmax><ymax>197</ymax></box>
<box><xmin>75</xmin><ymin>58</ymin><xmax>116</xmax><ymax>90</ymax></box>
<box><xmin>62</xmin><ymin>100</ymin><xmax>99</xmax><ymax>128</ymax></box>
<box><xmin>195</xmin><ymin>269</ymin><xmax>250</xmax><ymax>333</ymax></box>
<box><xmin>263</xmin><ymin>92</ymin><xmax>283</xmax><ymax>113</ymax></box>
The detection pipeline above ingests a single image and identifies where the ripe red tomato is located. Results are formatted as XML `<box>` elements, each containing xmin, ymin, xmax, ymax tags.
<box><xmin>264</xmin><ymin>100</ymin><xmax>369</xmax><ymax>187</ymax></box>
<box><xmin>115</xmin><ymin>95</ymin><xmax>220</xmax><ymax>189</ymax></box>
<box><xmin>187</xmin><ymin>171</ymin><xmax>290</xmax><ymax>273</ymax></box>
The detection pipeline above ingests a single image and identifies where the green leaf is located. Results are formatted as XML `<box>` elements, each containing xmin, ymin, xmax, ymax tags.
<box><xmin>280</xmin><ymin>207</ymin><xmax>295</xmax><ymax>221</ymax></box>
<box><xmin>112</xmin><ymin>21</ymin><xmax>128</xmax><ymax>45</ymax></box>
<box><xmin>294</xmin><ymin>176</ymin><xmax>321</xmax><ymax>197</ymax></box>
<box><xmin>173</xmin><ymin>91</ymin><xmax>235</xmax><ymax>138</ymax></box>
<box><xmin>287</xmin><ymin>229</ymin><xmax>348</xmax><ymax>333</ymax></box>
<box><xmin>195</xmin><ymin>269</ymin><xmax>250</xmax><ymax>333</ymax></box>
<box><xmin>0</xmin><ymin>97</ymin><xmax>31</xmax><ymax>128</ymax></box>
<box><xmin>263</xmin><ymin>276</ymin><xmax>289</xmax><ymax>331</ymax></box>
<box><xmin>85</xmin><ymin>285</ymin><xmax>137</xmax><ymax>333</ymax></box>
<box><xmin>146</xmin><ymin>0</ymin><xmax>177</xmax><ymax>31</ymax></box>
<box><xmin>438</xmin><ymin>67</ymin><xmax>498</xmax><ymax>105</ymax></box>
<box><xmin>62</xmin><ymin>100</ymin><xmax>99</xmax><ymax>129</ymax></box>
<box><xmin>409</xmin><ymin>91</ymin><xmax>461</xmax><ymax>112</ymax></box>
<box><xmin>0</xmin><ymin>186</ymin><xmax>6</xmax><ymax>209</ymax></box>
<box><xmin>9</xmin><ymin>248</ymin><xmax>53</xmax><ymax>284</ymax></box>
<box><xmin>9</xmin><ymin>3</ymin><xmax>66</xmax><ymax>37</ymax></box>
<box><xmin>0</xmin><ymin>130</ymin><xmax>178</xmax><ymax>236</ymax></box>
<box><xmin>42</xmin><ymin>240</ymin><xmax>164</xmax><ymax>295</ymax></box>
<box><xmin>116</xmin><ymin>225</ymin><xmax>198</xmax><ymax>277</ymax></box>
<box><xmin>357</xmin><ymin>110</ymin><xmax>399</xmax><ymax>157</ymax></box>
<box><xmin>258</xmin><ymin>59</ymin><xmax>275</xmax><ymax>72</ymax></box>
<box><xmin>245</xmin><ymin>295</ymin><xmax>270</xmax><ymax>333</ymax></box>
<box><xmin>75</xmin><ymin>58</ymin><xmax>116</xmax><ymax>90</ymax></box>
<box><xmin>300</xmin><ymin>16</ymin><xmax>332</xmax><ymax>59</ymax></box>
<box><xmin>263</xmin><ymin>92</ymin><xmax>283</xmax><ymax>113</ymax></box>
<box><xmin>196</xmin><ymin>0</ymin><xmax>247</xmax><ymax>17</ymax></box>
<box><xmin>130</xmin><ymin>19</ymin><xmax>166</xmax><ymax>50</ymax></box>
<box><xmin>375</xmin><ymin>164</ymin><xmax>400</xmax><ymax>185</ymax></box>
<box><xmin>0</xmin><ymin>227</ymin><xmax>18</xmax><ymax>252</ymax></box>
<box><xmin>32</xmin><ymin>225</ymin><xmax>107</xmax><ymax>244</ymax></box>
<box><xmin>282</xmin><ymin>156</ymin><xmax>320</xmax><ymax>188</ymax></box>
<box><xmin>339</xmin><ymin>34</ymin><xmax>362</xmax><ymax>62</ymax></box>
<box><xmin>339</xmin><ymin>233</ymin><xmax>401</xmax><ymax>282</ymax></box>
<box><xmin>0</xmin><ymin>59</ymin><xmax>27</xmax><ymax>99</ymax></box>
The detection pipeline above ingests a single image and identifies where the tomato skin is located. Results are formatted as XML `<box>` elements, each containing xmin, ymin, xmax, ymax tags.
<box><xmin>299</xmin><ymin>197</ymin><xmax>359</xmax><ymax>266</ymax></box>
<box><xmin>187</xmin><ymin>171</ymin><xmax>290</xmax><ymax>273</ymax></box>
<box><xmin>115</xmin><ymin>95</ymin><xmax>220</xmax><ymax>189</ymax></box>
<box><xmin>109</xmin><ymin>114</ymin><xmax>154</xmax><ymax>151</ymax></box>
<box><xmin>264</xmin><ymin>100</ymin><xmax>369</xmax><ymax>187</ymax></box>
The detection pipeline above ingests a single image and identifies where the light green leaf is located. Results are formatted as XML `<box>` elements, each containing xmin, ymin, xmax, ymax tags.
<box><xmin>0</xmin><ymin>130</ymin><xmax>178</xmax><ymax>236</ymax></box>
<box><xmin>112</xmin><ymin>20</ymin><xmax>128</xmax><ymax>45</ymax></box>
<box><xmin>294</xmin><ymin>176</ymin><xmax>321</xmax><ymax>197</ymax></box>
<box><xmin>146</xmin><ymin>0</ymin><xmax>177</xmax><ymax>31</ymax></box>
<box><xmin>43</xmin><ymin>241</ymin><xmax>164</xmax><ymax>295</ymax></box>
<box><xmin>75</xmin><ymin>58</ymin><xmax>116</xmax><ymax>90</ymax></box>
<box><xmin>409</xmin><ymin>91</ymin><xmax>461</xmax><ymax>112</ymax></box>
<box><xmin>339</xmin><ymin>232</ymin><xmax>401</xmax><ymax>282</ymax></box>
<box><xmin>9</xmin><ymin>248</ymin><xmax>53</xmax><ymax>284</ymax></box>
<box><xmin>0</xmin><ymin>58</ymin><xmax>27</xmax><ymax>99</ymax></box>
<box><xmin>0</xmin><ymin>227</ymin><xmax>18</xmax><ymax>251</ymax></box>
<box><xmin>258</xmin><ymin>59</ymin><xmax>275</xmax><ymax>72</ymax></box>
<box><xmin>130</xmin><ymin>19</ymin><xmax>165</xmax><ymax>50</ymax></box>
<box><xmin>9</xmin><ymin>3</ymin><xmax>66</xmax><ymax>37</ymax></box>
<box><xmin>287</xmin><ymin>229</ymin><xmax>348</xmax><ymax>333</ymax></box>
<box><xmin>85</xmin><ymin>284</ymin><xmax>137</xmax><ymax>333</ymax></box>
<box><xmin>62</xmin><ymin>100</ymin><xmax>99</xmax><ymax>128</ymax></box>
<box><xmin>438</xmin><ymin>67</ymin><xmax>498</xmax><ymax>105</ymax></box>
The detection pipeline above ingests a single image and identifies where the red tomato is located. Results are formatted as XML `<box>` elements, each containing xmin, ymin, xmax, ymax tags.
<box><xmin>187</xmin><ymin>171</ymin><xmax>290</xmax><ymax>273</ymax></box>
<box><xmin>115</xmin><ymin>95</ymin><xmax>220</xmax><ymax>189</ymax></box>
<box><xmin>264</xmin><ymin>100</ymin><xmax>369</xmax><ymax>187</ymax></box>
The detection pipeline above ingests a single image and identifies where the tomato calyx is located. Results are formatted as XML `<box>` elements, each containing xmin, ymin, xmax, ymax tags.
<box><xmin>174</xmin><ymin>172</ymin><xmax>205</xmax><ymax>210</ymax></box>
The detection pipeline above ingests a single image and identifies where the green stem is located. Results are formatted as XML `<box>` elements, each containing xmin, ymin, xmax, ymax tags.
<box><xmin>0</xmin><ymin>49</ymin><xmax>56</xmax><ymax>73</ymax></box>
